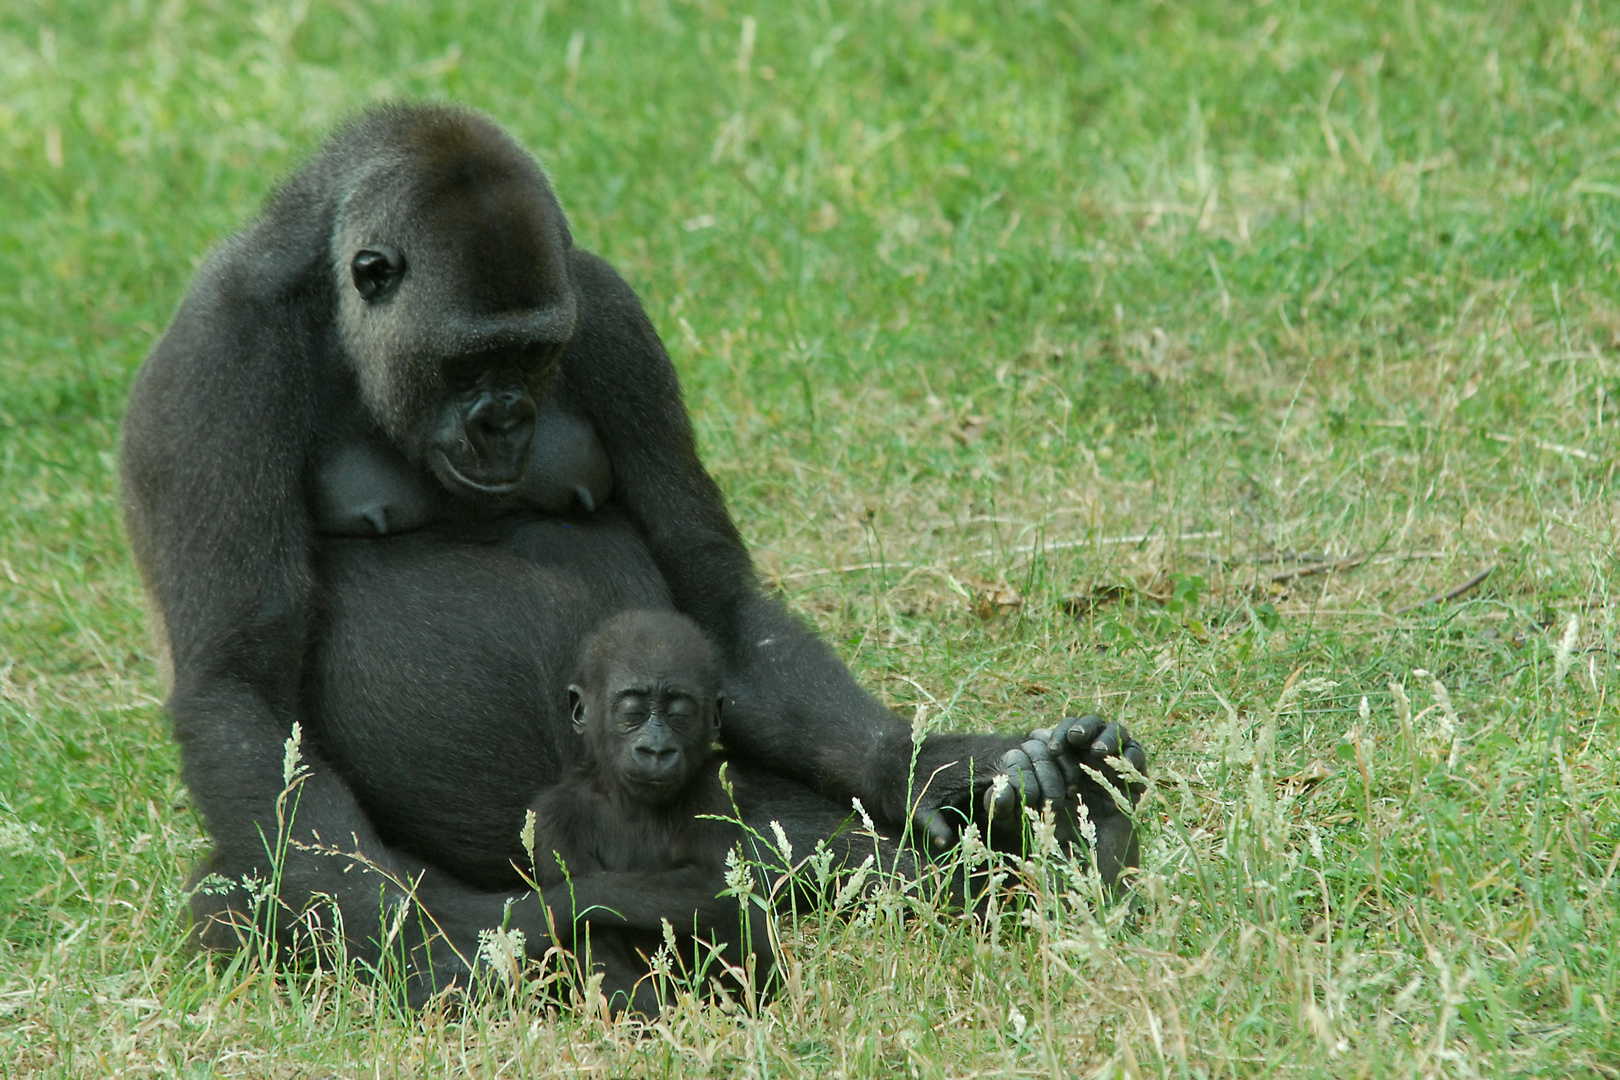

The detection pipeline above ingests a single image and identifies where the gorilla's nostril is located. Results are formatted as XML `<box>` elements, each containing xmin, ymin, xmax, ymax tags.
<box><xmin>466</xmin><ymin>391</ymin><xmax>533</xmax><ymax>441</ymax></box>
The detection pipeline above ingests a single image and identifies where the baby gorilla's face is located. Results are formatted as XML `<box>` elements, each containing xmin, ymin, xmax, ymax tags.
<box><xmin>572</xmin><ymin>661</ymin><xmax>722</xmax><ymax>804</ymax></box>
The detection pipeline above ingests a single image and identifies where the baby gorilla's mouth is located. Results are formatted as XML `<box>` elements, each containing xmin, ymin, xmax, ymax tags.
<box><xmin>625</xmin><ymin>774</ymin><xmax>683</xmax><ymax>802</ymax></box>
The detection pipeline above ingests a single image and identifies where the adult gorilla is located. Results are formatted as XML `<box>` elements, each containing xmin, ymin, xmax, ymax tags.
<box><xmin>121</xmin><ymin>103</ymin><xmax>1147</xmax><ymax>998</ymax></box>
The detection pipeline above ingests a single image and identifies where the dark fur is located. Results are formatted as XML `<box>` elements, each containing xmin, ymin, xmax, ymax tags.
<box><xmin>522</xmin><ymin>611</ymin><xmax>772</xmax><ymax>1015</ymax></box>
<box><xmin>120</xmin><ymin>103</ymin><xmax>1147</xmax><ymax>1003</ymax></box>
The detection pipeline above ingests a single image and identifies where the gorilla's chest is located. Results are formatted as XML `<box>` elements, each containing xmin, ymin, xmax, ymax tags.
<box><xmin>306</xmin><ymin>511</ymin><xmax>673</xmax><ymax>884</ymax></box>
<box><xmin>309</xmin><ymin>509</ymin><xmax>673</xmax><ymax>722</ymax></box>
<box><xmin>307</xmin><ymin>395</ymin><xmax>614</xmax><ymax>538</ymax></box>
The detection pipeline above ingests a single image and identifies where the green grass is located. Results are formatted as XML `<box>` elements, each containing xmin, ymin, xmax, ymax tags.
<box><xmin>2</xmin><ymin>0</ymin><xmax>1618</xmax><ymax>1075</ymax></box>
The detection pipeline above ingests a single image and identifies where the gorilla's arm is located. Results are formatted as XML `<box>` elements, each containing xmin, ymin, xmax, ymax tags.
<box><xmin>122</xmin><ymin>231</ymin><xmax>553</xmax><ymax>995</ymax></box>
<box><xmin>518</xmin><ymin>792</ymin><xmax>766</xmax><ymax>974</ymax></box>
<box><xmin>559</xmin><ymin>251</ymin><xmax>1145</xmax><ymax>867</ymax></box>
<box><xmin>555</xmin><ymin>867</ymin><xmax>773</xmax><ymax>992</ymax></box>
<box><xmin>529</xmin><ymin>867</ymin><xmax>747</xmax><ymax>938</ymax></box>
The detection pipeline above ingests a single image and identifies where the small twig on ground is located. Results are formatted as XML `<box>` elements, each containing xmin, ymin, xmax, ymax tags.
<box><xmin>1486</xmin><ymin>432</ymin><xmax>1601</xmax><ymax>462</ymax></box>
<box><xmin>774</xmin><ymin>560</ymin><xmax>917</xmax><ymax>582</ymax></box>
<box><xmin>1248</xmin><ymin>550</ymin><xmax>1329</xmax><ymax>564</ymax></box>
<box><xmin>976</xmin><ymin>529</ymin><xmax>1222</xmax><ymax>562</ymax></box>
<box><xmin>1267</xmin><ymin>555</ymin><xmax>1366</xmax><ymax>585</ymax></box>
<box><xmin>774</xmin><ymin>530</ymin><xmax>1225</xmax><ymax>581</ymax></box>
<box><xmin>1211</xmin><ymin>548</ymin><xmax>1445</xmax><ymax>570</ymax></box>
<box><xmin>1395</xmin><ymin>565</ymin><xmax>1496</xmax><ymax>615</ymax></box>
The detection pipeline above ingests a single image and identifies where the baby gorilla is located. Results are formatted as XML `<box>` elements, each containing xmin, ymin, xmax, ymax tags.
<box><xmin>522</xmin><ymin>610</ymin><xmax>774</xmax><ymax>1016</ymax></box>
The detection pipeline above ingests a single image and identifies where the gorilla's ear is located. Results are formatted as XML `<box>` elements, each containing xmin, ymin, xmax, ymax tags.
<box><xmin>711</xmin><ymin>693</ymin><xmax>724</xmax><ymax>737</ymax></box>
<box><xmin>568</xmin><ymin>685</ymin><xmax>587</xmax><ymax>733</ymax></box>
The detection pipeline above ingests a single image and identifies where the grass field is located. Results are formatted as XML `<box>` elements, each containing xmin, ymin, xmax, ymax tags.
<box><xmin>3</xmin><ymin>0</ymin><xmax>1618</xmax><ymax>1075</ymax></box>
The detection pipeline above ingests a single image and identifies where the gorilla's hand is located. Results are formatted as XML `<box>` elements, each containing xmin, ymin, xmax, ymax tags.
<box><xmin>985</xmin><ymin>715</ymin><xmax>1148</xmax><ymax>841</ymax></box>
<box><xmin>910</xmin><ymin>716</ymin><xmax>1149</xmax><ymax>856</ymax></box>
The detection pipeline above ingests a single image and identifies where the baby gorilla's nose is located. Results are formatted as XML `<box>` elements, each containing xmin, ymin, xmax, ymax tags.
<box><xmin>632</xmin><ymin>742</ymin><xmax>681</xmax><ymax>777</ymax></box>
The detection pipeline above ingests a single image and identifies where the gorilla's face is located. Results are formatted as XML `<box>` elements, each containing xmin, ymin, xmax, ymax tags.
<box><xmin>333</xmin><ymin>132</ymin><xmax>577</xmax><ymax>497</ymax></box>
<box><xmin>420</xmin><ymin>352</ymin><xmax>545</xmax><ymax>494</ymax></box>
<box><xmin>573</xmin><ymin>662</ymin><xmax>721</xmax><ymax>805</ymax></box>
<box><xmin>568</xmin><ymin>613</ymin><xmax>725</xmax><ymax>805</ymax></box>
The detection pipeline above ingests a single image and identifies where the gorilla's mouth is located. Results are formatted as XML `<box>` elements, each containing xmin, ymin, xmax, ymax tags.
<box><xmin>625</xmin><ymin>774</ymin><xmax>682</xmax><ymax>801</ymax></box>
<box><xmin>431</xmin><ymin>450</ymin><xmax>526</xmax><ymax>496</ymax></box>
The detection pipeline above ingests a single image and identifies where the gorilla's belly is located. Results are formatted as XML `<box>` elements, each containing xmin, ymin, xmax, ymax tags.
<box><xmin>305</xmin><ymin>511</ymin><xmax>671</xmax><ymax>886</ymax></box>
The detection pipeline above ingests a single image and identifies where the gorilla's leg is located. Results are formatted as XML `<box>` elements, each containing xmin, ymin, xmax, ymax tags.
<box><xmin>725</xmin><ymin>763</ymin><xmax>922</xmax><ymax>910</ymax></box>
<box><xmin>578</xmin><ymin>927</ymin><xmax>666</xmax><ymax>1017</ymax></box>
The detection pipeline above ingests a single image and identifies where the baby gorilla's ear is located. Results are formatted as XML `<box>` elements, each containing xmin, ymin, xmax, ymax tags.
<box><xmin>568</xmin><ymin>684</ymin><xmax>587</xmax><ymax>733</ymax></box>
<box><xmin>711</xmin><ymin>693</ymin><xmax>724</xmax><ymax>738</ymax></box>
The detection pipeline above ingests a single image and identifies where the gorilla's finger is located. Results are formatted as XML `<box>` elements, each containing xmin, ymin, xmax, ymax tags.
<box><xmin>920</xmin><ymin>807</ymin><xmax>959</xmax><ymax>852</ymax></box>
<box><xmin>1124</xmin><ymin>742</ymin><xmax>1149</xmax><ymax>777</ymax></box>
<box><xmin>1031</xmin><ymin>759</ymin><xmax>1066</xmax><ymax>803</ymax></box>
<box><xmin>986</xmin><ymin>780</ymin><xmax>1020</xmax><ymax>818</ymax></box>
<box><xmin>1016</xmin><ymin>736</ymin><xmax>1073</xmax><ymax>804</ymax></box>
<box><xmin>1056</xmin><ymin>715</ymin><xmax>1108</xmax><ymax>754</ymax></box>
<box><xmin>1038</xmin><ymin>719</ymin><xmax>1086</xmax><ymax>790</ymax></box>
<box><xmin>1089</xmin><ymin>721</ymin><xmax>1127</xmax><ymax>761</ymax></box>
<box><xmin>998</xmin><ymin>747</ymin><xmax>1036</xmax><ymax>787</ymax></box>
<box><xmin>988</xmin><ymin>749</ymin><xmax>1036</xmax><ymax>817</ymax></box>
<box><xmin>1028</xmin><ymin>728</ymin><xmax>1053</xmax><ymax>744</ymax></box>
<box><xmin>1052</xmin><ymin>749</ymin><xmax>1081</xmax><ymax>791</ymax></box>
<box><xmin>1049</xmin><ymin>716</ymin><xmax>1082</xmax><ymax>750</ymax></box>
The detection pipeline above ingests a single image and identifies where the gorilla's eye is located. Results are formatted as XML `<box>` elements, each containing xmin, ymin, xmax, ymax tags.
<box><xmin>351</xmin><ymin>245</ymin><xmax>404</xmax><ymax>301</ymax></box>
<box><xmin>614</xmin><ymin>693</ymin><xmax>650</xmax><ymax>727</ymax></box>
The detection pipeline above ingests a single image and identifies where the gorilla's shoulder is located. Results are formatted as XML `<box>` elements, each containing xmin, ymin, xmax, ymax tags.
<box><xmin>564</xmin><ymin>249</ymin><xmax>670</xmax><ymax>355</ymax></box>
<box><xmin>566</xmin><ymin>249</ymin><xmax>642</xmax><ymax>313</ymax></box>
